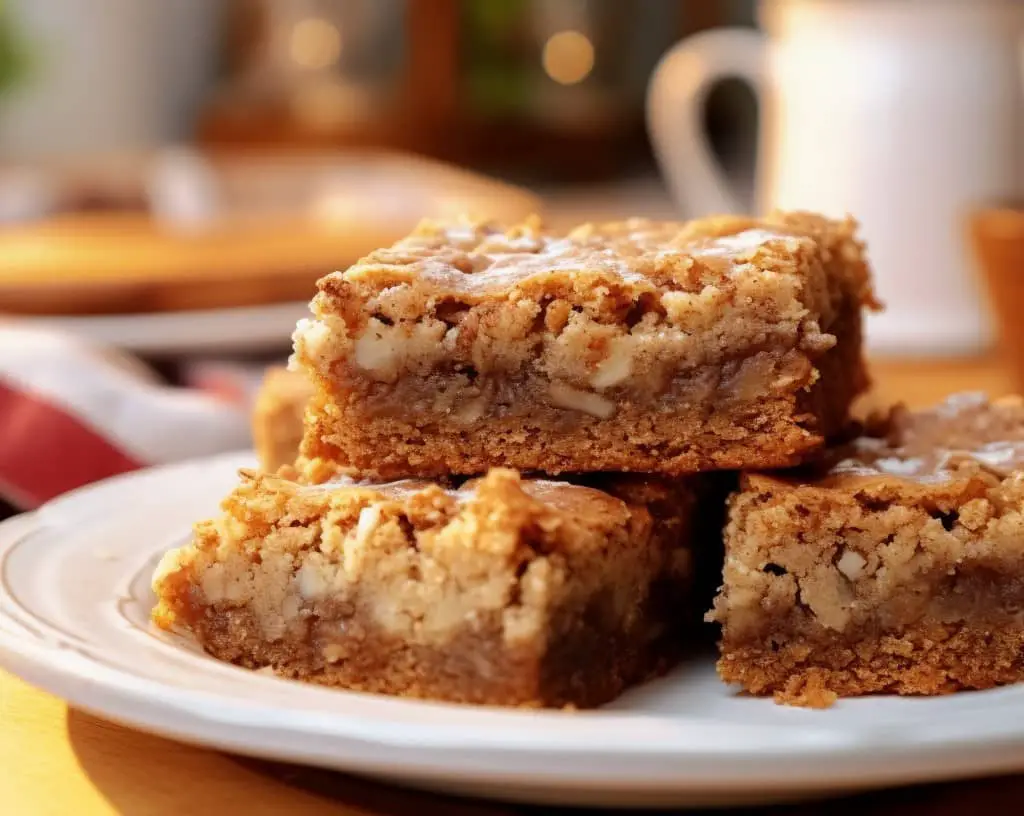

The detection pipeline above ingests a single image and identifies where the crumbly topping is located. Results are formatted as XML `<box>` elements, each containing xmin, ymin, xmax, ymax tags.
<box><xmin>290</xmin><ymin>468</ymin><xmax>634</xmax><ymax>523</ymax></box>
<box><xmin>324</xmin><ymin>211</ymin><xmax>873</xmax><ymax>303</ymax></box>
<box><xmin>153</xmin><ymin>469</ymin><xmax>684</xmax><ymax>648</ymax></box>
<box><xmin>292</xmin><ymin>211</ymin><xmax>874</xmax><ymax>416</ymax></box>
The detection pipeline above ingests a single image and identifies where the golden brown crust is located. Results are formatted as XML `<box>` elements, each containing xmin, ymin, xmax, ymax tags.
<box><xmin>292</xmin><ymin>211</ymin><xmax>873</xmax><ymax>477</ymax></box>
<box><xmin>711</xmin><ymin>393</ymin><xmax>1024</xmax><ymax>706</ymax></box>
<box><xmin>152</xmin><ymin>468</ymin><xmax>701</xmax><ymax>708</ymax></box>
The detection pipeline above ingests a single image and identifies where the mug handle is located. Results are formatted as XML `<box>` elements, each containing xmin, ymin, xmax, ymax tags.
<box><xmin>647</xmin><ymin>28</ymin><xmax>767</xmax><ymax>216</ymax></box>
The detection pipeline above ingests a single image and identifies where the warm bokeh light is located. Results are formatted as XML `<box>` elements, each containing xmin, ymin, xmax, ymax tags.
<box><xmin>290</xmin><ymin>17</ymin><xmax>342</xmax><ymax>70</ymax></box>
<box><xmin>541</xmin><ymin>29</ymin><xmax>595</xmax><ymax>86</ymax></box>
<box><xmin>310</xmin><ymin>189</ymin><xmax>360</xmax><ymax>226</ymax></box>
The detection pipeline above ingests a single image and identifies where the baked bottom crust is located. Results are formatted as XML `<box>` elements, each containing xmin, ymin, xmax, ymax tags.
<box><xmin>306</xmin><ymin>393</ymin><xmax>827</xmax><ymax>478</ymax></box>
<box><xmin>181</xmin><ymin>587</ymin><xmax>685</xmax><ymax>708</ymax></box>
<box><xmin>719</xmin><ymin>621</ymin><xmax>1024</xmax><ymax>709</ymax></box>
<box><xmin>153</xmin><ymin>468</ymin><xmax>704</xmax><ymax>708</ymax></box>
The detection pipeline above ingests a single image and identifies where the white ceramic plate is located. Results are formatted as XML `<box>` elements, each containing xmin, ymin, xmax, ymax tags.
<box><xmin>22</xmin><ymin>302</ymin><xmax>308</xmax><ymax>356</ymax></box>
<box><xmin>4</xmin><ymin>454</ymin><xmax>1024</xmax><ymax>808</ymax></box>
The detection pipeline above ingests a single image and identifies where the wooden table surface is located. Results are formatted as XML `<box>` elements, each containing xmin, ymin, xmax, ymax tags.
<box><xmin>3</xmin><ymin>355</ymin><xmax>1021</xmax><ymax>816</ymax></box>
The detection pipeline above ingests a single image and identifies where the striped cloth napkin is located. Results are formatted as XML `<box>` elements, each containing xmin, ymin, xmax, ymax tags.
<box><xmin>0</xmin><ymin>325</ymin><xmax>252</xmax><ymax>510</ymax></box>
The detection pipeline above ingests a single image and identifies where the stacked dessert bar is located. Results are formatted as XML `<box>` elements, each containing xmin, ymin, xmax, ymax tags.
<box><xmin>293</xmin><ymin>212</ymin><xmax>871</xmax><ymax>476</ymax></box>
<box><xmin>157</xmin><ymin>210</ymin><xmax>1024</xmax><ymax>709</ymax></box>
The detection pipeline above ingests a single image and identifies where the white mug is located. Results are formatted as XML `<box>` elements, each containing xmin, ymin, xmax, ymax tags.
<box><xmin>647</xmin><ymin>0</ymin><xmax>1023</xmax><ymax>354</ymax></box>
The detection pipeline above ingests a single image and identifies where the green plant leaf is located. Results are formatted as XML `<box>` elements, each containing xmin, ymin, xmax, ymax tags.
<box><xmin>0</xmin><ymin>3</ymin><xmax>33</xmax><ymax>95</ymax></box>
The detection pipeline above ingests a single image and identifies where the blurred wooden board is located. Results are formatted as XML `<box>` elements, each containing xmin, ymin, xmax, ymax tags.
<box><xmin>0</xmin><ymin>150</ymin><xmax>541</xmax><ymax>316</ymax></box>
<box><xmin>0</xmin><ymin>213</ymin><xmax>374</xmax><ymax>314</ymax></box>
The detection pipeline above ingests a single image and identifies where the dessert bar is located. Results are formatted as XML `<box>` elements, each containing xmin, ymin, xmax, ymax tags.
<box><xmin>253</xmin><ymin>367</ymin><xmax>313</xmax><ymax>472</ymax></box>
<box><xmin>710</xmin><ymin>392</ymin><xmax>1024</xmax><ymax>707</ymax></box>
<box><xmin>153</xmin><ymin>468</ymin><xmax>703</xmax><ymax>708</ymax></box>
<box><xmin>293</xmin><ymin>211</ymin><xmax>876</xmax><ymax>478</ymax></box>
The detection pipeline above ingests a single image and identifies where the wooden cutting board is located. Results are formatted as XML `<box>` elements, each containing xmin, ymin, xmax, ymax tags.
<box><xmin>0</xmin><ymin>151</ymin><xmax>541</xmax><ymax>316</ymax></box>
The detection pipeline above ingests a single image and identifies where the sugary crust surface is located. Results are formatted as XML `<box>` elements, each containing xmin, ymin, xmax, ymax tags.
<box><xmin>153</xmin><ymin>468</ymin><xmax>699</xmax><ymax>708</ymax></box>
<box><xmin>252</xmin><ymin>367</ymin><xmax>314</xmax><ymax>472</ymax></box>
<box><xmin>293</xmin><ymin>211</ymin><xmax>874</xmax><ymax>477</ymax></box>
<box><xmin>303</xmin><ymin>210</ymin><xmax>875</xmax><ymax>315</ymax></box>
<box><xmin>710</xmin><ymin>393</ymin><xmax>1024</xmax><ymax>706</ymax></box>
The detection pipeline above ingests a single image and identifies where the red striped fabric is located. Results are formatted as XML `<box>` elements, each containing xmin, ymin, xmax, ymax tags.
<box><xmin>0</xmin><ymin>378</ymin><xmax>142</xmax><ymax>509</ymax></box>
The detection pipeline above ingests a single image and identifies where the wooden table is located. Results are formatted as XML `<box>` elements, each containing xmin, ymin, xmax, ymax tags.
<box><xmin>2</xmin><ymin>355</ymin><xmax>1021</xmax><ymax>816</ymax></box>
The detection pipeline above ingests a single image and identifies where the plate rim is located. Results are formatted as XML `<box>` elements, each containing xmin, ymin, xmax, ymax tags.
<box><xmin>20</xmin><ymin>301</ymin><xmax>310</xmax><ymax>355</ymax></box>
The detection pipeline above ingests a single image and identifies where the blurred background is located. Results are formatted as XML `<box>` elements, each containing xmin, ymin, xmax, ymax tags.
<box><xmin>2</xmin><ymin>0</ymin><xmax>1024</xmax><ymax>507</ymax></box>
<box><xmin>0</xmin><ymin>0</ymin><xmax>754</xmax><ymax>182</ymax></box>
<box><xmin>0</xmin><ymin>0</ymin><xmax>763</xmax><ymax>365</ymax></box>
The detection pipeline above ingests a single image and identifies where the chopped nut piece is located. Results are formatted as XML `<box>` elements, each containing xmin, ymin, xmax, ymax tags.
<box><xmin>548</xmin><ymin>381</ymin><xmax>616</xmax><ymax>419</ymax></box>
<box><xmin>590</xmin><ymin>339</ymin><xmax>634</xmax><ymax>389</ymax></box>
<box><xmin>835</xmin><ymin>548</ymin><xmax>867</xmax><ymax>581</ymax></box>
